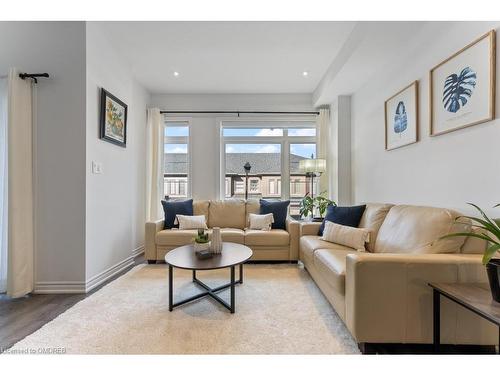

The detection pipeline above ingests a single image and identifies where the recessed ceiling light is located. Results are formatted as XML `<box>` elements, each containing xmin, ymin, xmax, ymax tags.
<box><xmin>173</xmin><ymin>71</ymin><xmax>179</xmax><ymax>77</ymax></box>
<box><xmin>302</xmin><ymin>71</ymin><xmax>309</xmax><ymax>77</ymax></box>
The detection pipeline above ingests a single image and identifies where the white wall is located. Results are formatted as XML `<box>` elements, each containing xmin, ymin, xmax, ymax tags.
<box><xmin>150</xmin><ymin>94</ymin><xmax>314</xmax><ymax>200</ymax></box>
<box><xmin>85</xmin><ymin>22</ymin><xmax>150</xmax><ymax>282</ymax></box>
<box><xmin>351</xmin><ymin>22</ymin><xmax>500</xmax><ymax>215</ymax></box>
<box><xmin>0</xmin><ymin>22</ymin><xmax>87</xmax><ymax>287</ymax></box>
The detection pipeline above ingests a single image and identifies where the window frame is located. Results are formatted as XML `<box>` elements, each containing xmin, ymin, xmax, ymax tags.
<box><xmin>218</xmin><ymin>116</ymin><xmax>317</xmax><ymax>200</ymax></box>
<box><xmin>163</xmin><ymin>117</ymin><xmax>193</xmax><ymax>199</ymax></box>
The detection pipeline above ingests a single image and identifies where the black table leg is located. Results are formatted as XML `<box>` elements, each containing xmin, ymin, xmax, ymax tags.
<box><xmin>230</xmin><ymin>265</ymin><xmax>235</xmax><ymax>313</ymax></box>
<box><xmin>192</xmin><ymin>269</ymin><xmax>196</xmax><ymax>281</ymax></box>
<box><xmin>239</xmin><ymin>263</ymin><xmax>243</xmax><ymax>284</ymax></box>
<box><xmin>169</xmin><ymin>265</ymin><xmax>173</xmax><ymax>312</ymax></box>
<box><xmin>433</xmin><ymin>289</ymin><xmax>440</xmax><ymax>353</ymax></box>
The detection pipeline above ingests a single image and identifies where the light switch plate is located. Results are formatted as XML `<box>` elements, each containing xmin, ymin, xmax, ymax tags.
<box><xmin>92</xmin><ymin>161</ymin><xmax>102</xmax><ymax>174</ymax></box>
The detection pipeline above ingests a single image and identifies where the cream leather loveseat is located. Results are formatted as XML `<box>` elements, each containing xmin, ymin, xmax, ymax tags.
<box><xmin>300</xmin><ymin>203</ymin><xmax>497</xmax><ymax>349</ymax></box>
<box><xmin>146</xmin><ymin>199</ymin><xmax>299</xmax><ymax>263</ymax></box>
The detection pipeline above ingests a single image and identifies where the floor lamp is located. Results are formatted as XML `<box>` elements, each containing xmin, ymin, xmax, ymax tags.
<box><xmin>243</xmin><ymin>162</ymin><xmax>251</xmax><ymax>200</ymax></box>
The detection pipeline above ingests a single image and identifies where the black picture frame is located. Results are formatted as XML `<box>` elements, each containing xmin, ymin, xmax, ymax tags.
<box><xmin>99</xmin><ymin>88</ymin><xmax>128</xmax><ymax>147</ymax></box>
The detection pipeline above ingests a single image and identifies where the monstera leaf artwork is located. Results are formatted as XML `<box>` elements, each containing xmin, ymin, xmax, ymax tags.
<box><xmin>393</xmin><ymin>101</ymin><xmax>408</xmax><ymax>134</ymax></box>
<box><xmin>442</xmin><ymin>67</ymin><xmax>477</xmax><ymax>113</ymax></box>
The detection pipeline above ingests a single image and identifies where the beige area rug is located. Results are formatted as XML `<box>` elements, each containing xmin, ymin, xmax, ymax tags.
<box><xmin>11</xmin><ymin>264</ymin><xmax>360</xmax><ymax>354</ymax></box>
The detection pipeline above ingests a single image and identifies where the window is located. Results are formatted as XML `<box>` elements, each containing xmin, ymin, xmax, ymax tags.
<box><xmin>221</xmin><ymin>121</ymin><xmax>317</xmax><ymax>216</ymax></box>
<box><xmin>164</xmin><ymin>120</ymin><xmax>190</xmax><ymax>199</ymax></box>
<box><xmin>289</xmin><ymin>143</ymin><xmax>317</xmax><ymax>216</ymax></box>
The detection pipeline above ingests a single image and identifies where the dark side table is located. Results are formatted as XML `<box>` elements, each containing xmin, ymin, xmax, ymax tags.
<box><xmin>429</xmin><ymin>283</ymin><xmax>500</xmax><ymax>354</ymax></box>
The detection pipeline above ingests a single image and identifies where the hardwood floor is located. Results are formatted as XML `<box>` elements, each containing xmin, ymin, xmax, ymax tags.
<box><xmin>0</xmin><ymin>255</ymin><xmax>145</xmax><ymax>352</ymax></box>
<box><xmin>0</xmin><ymin>255</ymin><xmax>496</xmax><ymax>354</ymax></box>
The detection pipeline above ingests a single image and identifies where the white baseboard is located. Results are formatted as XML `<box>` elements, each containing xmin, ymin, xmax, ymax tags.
<box><xmin>132</xmin><ymin>245</ymin><xmax>145</xmax><ymax>258</ymax></box>
<box><xmin>34</xmin><ymin>281</ymin><xmax>86</xmax><ymax>294</ymax></box>
<box><xmin>34</xmin><ymin>245</ymin><xmax>145</xmax><ymax>294</ymax></box>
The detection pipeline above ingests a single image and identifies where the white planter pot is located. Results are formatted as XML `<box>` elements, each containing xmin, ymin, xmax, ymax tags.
<box><xmin>194</xmin><ymin>241</ymin><xmax>211</xmax><ymax>252</ymax></box>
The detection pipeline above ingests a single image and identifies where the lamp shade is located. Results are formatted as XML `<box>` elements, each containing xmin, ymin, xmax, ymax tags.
<box><xmin>299</xmin><ymin>158</ymin><xmax>326</xmax><ymax>173</ymax></box>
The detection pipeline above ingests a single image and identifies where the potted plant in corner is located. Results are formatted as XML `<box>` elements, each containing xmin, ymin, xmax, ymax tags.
<box><xmin>440</xmin><ymin>203</ymin><xmax>500</xmax><ymax>302</ymax></box>
<box><xmin>299</xmin><ymin>191</ymin><xmax>336</xmax><ymax>222</ymax></box>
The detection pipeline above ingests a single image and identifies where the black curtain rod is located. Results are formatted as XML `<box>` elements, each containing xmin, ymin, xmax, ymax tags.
<box><xmin>160</xmin><ymin>110</ymin><xmax>319</xmax><ymax>116</ymax></box>
<box><xmin>19</xmin><ymin>73</ymin><xmax>49</xmax><ymax>84</ymax></box>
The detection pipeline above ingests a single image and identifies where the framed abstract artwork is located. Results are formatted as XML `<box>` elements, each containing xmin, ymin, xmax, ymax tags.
<box><xmin>99</xmin><ymin>88</ymin><xmax>128</xmax><ymax>147</ymax></box>
<box><xmin>430</xmin><ymin>30</ymin><xmax>496</xmax><ymax>136</ymax></box>
<box><xmin>385</xmin><ymin>81</ymin><xmax>419</xmax><ymax>151</ymax></box>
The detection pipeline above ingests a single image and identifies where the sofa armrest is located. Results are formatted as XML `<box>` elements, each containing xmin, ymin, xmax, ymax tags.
<box><xmin>345</xmin><ymin>253</ymin><xmax>491</xmax><ymax>344</ymax></box>
<box><xmin>286</xmin><ymin>218</ymin><xmax>300</xmax><ymax>260</ymax></box>
<box><xmin>300</xmin><ymin>221</ymin><xmax>322</xmax><ymax>236</ymax></box>
<box><xmin>145</xmin><ymin>219</ymin><xmax>164</xmax><ymax>261</ymax></box>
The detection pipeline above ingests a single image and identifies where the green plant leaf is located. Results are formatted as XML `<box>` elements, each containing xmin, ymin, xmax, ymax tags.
<box><xmin>457</xmin><ymin>215</ymin><xmax>500</xmax><ymax>241</ymax></box>
<box><xmin>482</xmin><ymin>243</ymin><xmax>500</xmax><ymax>265</ymax></box>
<box><xmin>467</xmin><ymin>203</ymin><xmax>500</xmax><ymax>231</ymax></box>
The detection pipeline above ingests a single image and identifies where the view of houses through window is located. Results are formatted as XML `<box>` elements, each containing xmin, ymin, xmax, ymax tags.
<box><xmin>164</xmin><ymin>121</ymin><xmax>189</xmax><ymax>199</ymax></box>
<box><xmin>164</xmin><ymin>120</ymin><xmax>318</xmax><ymax>218</ymax></box>
<box><xmin>222</xmin><ymin>123</ymin><xmax>317</xmax><ymax>217</ymax></box>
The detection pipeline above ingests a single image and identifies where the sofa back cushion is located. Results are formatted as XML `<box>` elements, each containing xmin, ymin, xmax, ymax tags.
<box><xmin>358</xmin><ymin>203</ymin><xmax>394</xmax><ymax>252</ymax></box>
<box><xmin>374</xmin><ymin>205</ymin><xmax>471</xmax><ymax>254</ymax></box>
<box><xmin>208</xmin><ymin>199</ymin><xmax>246</xmax><ymax>229</ymax></box>
<box><xmin>193</xmin><ymin>200</ymin><xmax>210</xmax><ymax>220</ymax></box>
<box><xmin>461</xmin><ymin>227</ymin><xmax>488</xmax><ymax>254</ymax></box>
<box><xmin>245</xmin><ymin>199</ymin><xmax>260</xmax><ymax>225</ymax></box>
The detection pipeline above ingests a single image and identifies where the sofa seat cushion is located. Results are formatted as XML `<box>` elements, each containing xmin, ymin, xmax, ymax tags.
<box><xmin>156</xmin><ymin>229</ymin><xmax>203</xmax><ymax>246</ymax></box>
<box><xmin>300</xmin><ymin>235</ymin><xmax>354</xmax><ymax>260</ymax></box>
<box><xmin>245</xmin><ymin>229</ymin><xmax>289</xmax><ymax>246</ymax></box>
<box><xmin>313</xmin><ymin>248</ymin><xmax>358</xmax><ymax>295</ymax></box>
<box><xmin>220</xmin><ymin>228</ymin><xmax>245</xmax><ymax>244</ymax></box>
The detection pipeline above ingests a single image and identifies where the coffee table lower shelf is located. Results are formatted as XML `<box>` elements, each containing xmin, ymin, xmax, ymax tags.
<box><xmin>168</xmin><ymin>264</ymin><xmax>243</xmax><ymax>313</ymax></box>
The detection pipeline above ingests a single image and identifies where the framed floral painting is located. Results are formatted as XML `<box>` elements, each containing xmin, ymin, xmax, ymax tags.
<box><xmin>430</xmin><ymin>30</ymin><xmax>496</xmax><ymax>136</ymax></box>
<box><xmin>385</xmin><ymin>81</ymin><xmax>419</xmax><ymax>151</ymax></box>
<box><xmin>100</xmin><ymin>88</ymin><xmax>128</xmax><ymax>147</ymax></box>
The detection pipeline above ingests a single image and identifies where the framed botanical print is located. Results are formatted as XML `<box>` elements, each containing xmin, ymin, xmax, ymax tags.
<box><xmin>430</xmin><ymin>30</ymin><xmax>496</xmax><ymax>136</ymax></box>
<box><xmin>100</xmin><ymin>88</ymin><xmax>128</xmax><ymax>147</ymax></box>
<box><xmin>385</xmin><ymin>81</ymin><xmax>419</xmax><ymax>151</ymax></box>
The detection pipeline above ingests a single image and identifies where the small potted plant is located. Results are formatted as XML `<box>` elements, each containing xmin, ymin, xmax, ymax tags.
<box><xmin>440</xmin><ymin>203</ymin><xmax>500</xmax><ymax>302</ymax></box>
<box><xmin>299</xmin><ymin>191</ymin><xmax>336</xmax><ymax>222</ymax></box>
<box><xmin>194</xmin><ymin>228</ymin><xmax>211</xmax><ymax>252</ymax></box>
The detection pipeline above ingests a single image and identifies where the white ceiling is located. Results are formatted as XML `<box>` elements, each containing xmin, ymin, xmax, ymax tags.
<box><xmin>97</xmin><ymin>21</ymin><xmax>356</xmax><ymax>94</ymax></box>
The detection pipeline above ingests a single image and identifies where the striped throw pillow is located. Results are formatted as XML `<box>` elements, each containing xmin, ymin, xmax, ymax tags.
<box><xmin>321</xmin><ymin>220</ymin><xmax>370</xmax><ymax>251</ymax></box>
<box><xmin>176</xmin><ymin>215</ymin><xmax>208</xmax><ymax>230</ymax></box>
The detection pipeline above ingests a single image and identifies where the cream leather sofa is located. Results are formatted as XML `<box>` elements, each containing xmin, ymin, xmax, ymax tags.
<box><xmin>146</xmin><ymin>199</ymin><xmax>299</xmax><ymax>262</ymax></box>
<box><xmin>300</xmin><ymin>203</ymin><xmax>498</xmax><ymax>350</ymax></box>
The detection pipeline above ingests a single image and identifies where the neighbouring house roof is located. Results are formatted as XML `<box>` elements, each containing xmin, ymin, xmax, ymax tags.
<box><xmin>164</xmin><ymin>153</ymin><xmax>308</xmax><ymax>175</ymax></box>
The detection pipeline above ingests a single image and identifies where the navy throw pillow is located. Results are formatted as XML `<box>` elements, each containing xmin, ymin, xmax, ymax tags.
<box><xmin>161</xmin><ymin>199</ymin><xmax>193</xmax><ymax>229</ymax></box>
<box><xmin>318</xmin><ymin>204</ymin><xmax>366</xmax><ymax>236</ymax></box>
<box><xmin>259</xmin><ymin>199</ymin><xmax>290</xmax><ymax>230</ymax></box>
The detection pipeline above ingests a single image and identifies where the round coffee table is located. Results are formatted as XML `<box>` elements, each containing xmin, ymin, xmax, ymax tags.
<box><xmin>165</xmin><ymin>242</ymin><xmax>253</xmax><ymax>313</ymax></box>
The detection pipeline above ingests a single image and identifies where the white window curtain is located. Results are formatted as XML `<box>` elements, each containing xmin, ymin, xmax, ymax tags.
<box><xmin>4</xmin><ymin>68</ymin><xmax>35</xmax><ymax>297</ymax></box>
<box><xmin>0</xmin><ymin>76</ymin><xmax>8</xmax><ymax>293</ymax></box>
<box><xmin>316</xmin><ymin>107</ymin><xmax>330</xmax><ymax>194</ymax></box>
<box><xmin>146</xmin><ymin>108</ymin><xmax>163</xmax><ymax>222</ymax></box>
